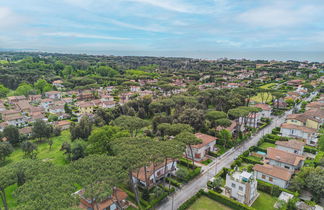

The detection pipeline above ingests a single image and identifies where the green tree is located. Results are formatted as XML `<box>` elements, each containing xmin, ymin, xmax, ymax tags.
<box><xmin>177</xmin><ymin>108</ymin><xmax>205</xmax><ymax>131</ymax></box>
<box><xmin>205</xmin><ymin>111</ymin><xmax>227</xmax><ymax>127</ymax></box>
<box><xmin>174</xmin><ymin>131</ymin><xmax>202</xmax><ymax>167</ymax></box>
<box><xmin>0</xmin><ymin>142</ymin><xmax>13</xmax><ymax>162</ymax></box>
<box><xmin>32</xmin><ymin>119</ymin><xmax>53</xmax><ymax>141</ymax></box>
<box><xmin>87</xmin><ymin>125</ymin><xmax>129</xmax><ymax>155</ymax></box>
<box><xmin>112</xmin><ymin>115</ymin><xmax>149</xmax><ymax>137</ymax></box>
<box><xmin>14</xmin><ymin>82</ymin><xmax>34</xmax><ymax>96</ymax></box>
<box><xmin>0</xmin><ymin>84</ymin><xmax>10</xmax><ymax>98</ymax></box>
<box><xmin>21</xmin><ymin>141</ymin><xmax>38</xmax><ymax>159</ymax></box>
<box><xmin>218</xmin><ymin>129</ymin><xmax>232</xmax><ymax>148</ymax></box>
<box><xmin>3</xmin><ymin>125</ymin><xmax>20</xmax><ymax>145</ymax></box>
<box><xmin>34</xmin><ymin>79</ymin><xmax>52</xmax><ymax>94</ymax></box>
<box><xmin>157</xmin><ymin>123</ymin><xmax>193</xmax><ymax>138</ymax></box>
<box><xmin>70</xmin><ymin>115</ymin><xmax>93</xmax><ymax>140</ymax></box>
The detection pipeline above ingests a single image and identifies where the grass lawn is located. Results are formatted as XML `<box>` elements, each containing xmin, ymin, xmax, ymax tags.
<box><xmin>201</xmin><ymin>159</ymin><xmax>212</xmax><ymax>165</ymax></box>
<box><xmin>0</xmin><ymin>184</ymin><xmax>18</xmax><ymax>209</ymax></box>
<box><xmin>251</xmin><ymin>92</ymin><xmax>273</xmax><ymax>103</ymax></box>
<box><xmin>252</xmin><ymin>191</ymin><xmax>277</xmax><ymax>210</ymax></box>
<box><xmin>6</xmin><ymin>130</ymin><xmax>71</xmax><ymax>166</ymax></box>
<box><xmin>259</xmin><ymin>142</ymin><xmax>276</xmax><ymax>150</ymax></box>
<box><xmin>188</xmin><ymin>196</ymin><xmax>232</xmax><ymax>210</ymax></box>
<box><xmin>259</xmin><ymin>83</ymin><xmax>276</xmax><ymax>89</ymax></box>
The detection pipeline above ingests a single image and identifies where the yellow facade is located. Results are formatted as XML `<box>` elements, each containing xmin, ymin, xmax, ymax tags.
<box><xmin>78</xmin><ymin>106</ymin><xmax>94</xmax><ymax>114</ymax></box>
<box><xmin>286</xmin><ymin>119</ymin><xmax>303</xmax><ymax>126</ymax></box>
<box><xmin>305</xmin><ymin>119</ymin><xmax>319</xmax><ymax>129</ymax></box>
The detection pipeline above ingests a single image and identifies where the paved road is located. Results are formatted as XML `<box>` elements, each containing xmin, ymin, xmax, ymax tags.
<box><xmin>157</xmin><ymin>92</ymin><xmax>318</xmax><ymax>210</ymax></box>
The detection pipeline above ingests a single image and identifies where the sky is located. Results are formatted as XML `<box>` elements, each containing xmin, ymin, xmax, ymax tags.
<box><xmin>0</xmin><ymin>0</ymin><xmax>324</xmax><ymax>61</ymax></box>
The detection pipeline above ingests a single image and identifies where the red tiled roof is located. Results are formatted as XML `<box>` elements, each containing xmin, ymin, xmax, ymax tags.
<box><xmin>253</xmin><ymin>164</ymin><xmax>293</xmax><ymax>181</ymax></box>
<box><xmin>267</xmin><ymin>147</ymin><xmax>305</xmax><ymax>166</ymax></box>
<box><xmin>254</xmin><ymin>103</ymin><xmax>272</xmax><ymax>111</ymax></box>
<box><xmin>281</xmin><ymin>123</ymin><xmax>316</xmax><ymax>133</ymax></box>
<box><xmin>275</xmin><ymin>140</ymin><xmax>305</xmax><ymax>150</ymax></box>
<box><xmin>192</xmin><ymin>133</ymin><xmax>217</xmax><ymax>149</ymax></box>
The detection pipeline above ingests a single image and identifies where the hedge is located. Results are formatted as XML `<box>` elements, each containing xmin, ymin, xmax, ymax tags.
<box><xmin>178</xmin><ymin>189</ymin><xmax>204</xmax><ymax>210</ymax></box>
<box><xmin>304</xmin><ymin>146</ymin><xmax>317</xmax><ymax>154</ymax></box>
<box><xmin>122</xmin><ymin>187</ymin><xmax>151</xmax><ymax>209</ymax></box>
<box><xmin>314</xmin><ymin>151</ymin><xmax>324</xmax><ymax>167</ymax></box>
<box><xmin>241</xmin><ymin>156</ymin><xmax>263</xmax><ymax>165</ymax></box>
<box><xmin>178</xmin><ymin>158</ymin><xmax>196</xmax><ymax>169</ymax></box>
<box><xmin>256</xmin><ymin>180</ymin><xmax>298</xmax><ymax>197</ymax></box>
<box><xmin>166</xmin><ymin>177</ymin><xmax>181</xmax><ymax>188</ymax></box>
<box><xmin>208</xmin><ymin>151</ymin><xmax>218</xmax><ymax>158</ymax></box>
<box><xmin>206</xmin><ymin>190</ymin><xmax>254</xmax><ymax>210</ymax></box>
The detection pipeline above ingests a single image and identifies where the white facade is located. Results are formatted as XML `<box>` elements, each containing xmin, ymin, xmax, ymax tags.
<box><xmin>225</xmin><ymin>171</ymin><xmax>258</xmax><ymax>206</ymax></box>
<box><xmin>280</xmin><ymin>127</ymin><xmax>317</xmax><ymax>146</ymax></box>
<box><xmin>186</xmin><ymin>141</ymin><xmax>216</xmax><ymax>161</ymax></box>
<box><xmin>268</xmin><ymin>159</ymin><xmax>303</xmax><ymax>171</ymax></box>
<box><xmin>254</xmin><ymin>171</ymin><xmax>288</xmax><ymax>189</ymax></box>
<box><xmin>276</xmin><ymin>145</ymin><xmax>303</xmax><ymax>155</ymax></box>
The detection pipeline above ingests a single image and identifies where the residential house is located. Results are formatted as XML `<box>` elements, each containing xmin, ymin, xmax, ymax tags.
<box><xmin>101</xmin><ymin>101</ymin><xmax>116</xmax><ymax>109</ymax></box>
<box><xmin>130</xmin><ymin>86</ymin><xmax>141</xmax><ymax>92</ymax></box>
<box><xmin>275</xmin><ymin>140</ymin><xmax>305</xmax><ymax>155</ymax></box>
<box><xmin>40</xmin><ymin>98</ymin><xmax>54</xmax><ymax>111</ymax></box>
<box><xmin>19</xmin><ymin>127</ymin><xmax>32</xmax><ymax>137</ymax></box>
<box><xmin>132</xmin><ymin>160</ymin><xmax>177</xmax><ymax>188</ymax></box>
<box><xmin>186</xmin><ymin>133</ymin><xmax>217</xmax><ymax>161</ymax></box>
<box><xmin>28</xmin><ymin>94</ymin><xmax>42</xmax><ymax>103</ymax></box>
<box><xmin>253</xmin><ymin>164</ymin><xmax>293</xmax><ymax>188</ymax></box>
<box><xmin>305</xmin><ymin>102</ymin><xmax>323</xmax><ymax>111</ymax></box>
<box><xmin>0</xmin><ymin>102</ymin><xmax>5</xmax><ymax>112</ymax></box>
<box><xmin>253</xmin><ymin>103</ymin><xmax>272</xmax><ymax>118</ymax></box>
<box><xmin>216</xmin><ymin>120</ymin><xmax>237</xmax><ymax>134</ymax></box>
<box><xmin>75</xmin><ymin>188</ymin><xmax>129</xmax><ymax>210</ymax></box>
<box><xmin>45</xmin><ymin>91</ymin><xmax>62</xmax><ymax>100</ymax></box>
<box><xmin>287</xmin><ymin>80</ymin><xmax>303</xmax><ymax>86</ymax></box>
<box><xmin>7</xmin><ymin>95</ymin><xmax>27</xmax><ymax>104</ymax></box>
<box><xmin>0</xmin><ymin>122</ymin><xmax>8</xmax><ymax>132</ymax></box>
<box><xmin>225</xmin><ymin>170</ymin><xmax>259</xmax><ymax>206</ymax></box>
<box><xmin>29</xmin><ymin>112</ymin><xmax>47</xmax><ymax>123</ymax></box>
<box><xmin>4</xmin><ymin>114</ymin><xmax>26</xmax><ymax>127</ymax></box>
<box><xmin>76</xmin><ymin>101</ymin><xmax>95</xmax><ymax>114</ymax></box>
<box><xmin>280</xmin><ymin>123</ymin><xmax>317</xmax><ymax>146</ymax></box>
<box><xmin>48</xmin><ymin>104</ymin><xmax>65</xmax><ymax>114</ymax></box>
<box><xmin>286</xmin><ymin>113</ymin><xmax>321</xmax><ymax>130</ymax></box>
<box><xmin>77</xmin><ymin>90</ymin><xmax>95</xmax><ymax>101</ymax></box>
<box><xmin>266</xmin><ymin>147</ymin><xmax>305</xmax><ymax>171</ymax></box>
<box><xmin>101</xmin><ymin>95</ymin><xmax>114</xmax><ymax>102</ymax></box>
<box><xmin>16</xmin><ymin>100</ymin><xmax>32</xmax><ymax>113</ymax></box>
<box><xmin>52</xmin><ymin>80</ymin><xmax>64</xmax><ymax>89</ymax></box>
<box><xmin>54</xmin><ymin>120</ymin><xmax>71</xmax><ymax>130</ymax></box>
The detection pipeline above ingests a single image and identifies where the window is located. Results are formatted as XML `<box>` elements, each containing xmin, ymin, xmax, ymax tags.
<box><xmin>269</xmin><ymin>177</ymin><xmax>273</xmax><ymax>182</ymax></box>
<box><xmin>239</xmin><ymin>186</ymin><xmax>243</xmax><ymax>191</ymax></box>
<box><xmin>231</xmin><ymin>183</ymin><xmax>236</xmax><ymax>188</ymax></box>
<box><xmin>262</xmin><ymin>175</ymin><xmax>266</xmax><ymax>179</ymax></box>
<box><xmin>284</xmin><ymin>166</ymin><xmax>290</xmax><ymax>169</ymax></box>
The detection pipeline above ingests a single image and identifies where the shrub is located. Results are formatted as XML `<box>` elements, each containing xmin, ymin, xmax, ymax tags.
<box><xmin>166</xmin><ymin>177</ymin><xmax>181</xmax><ymax>188</ymax></box>
<box><xmin>201</xmin><ymin>159</ymin><xmax>212</xmax><ymax>165</ymax></box>
<box><xmin>243</xmin><ymin>150</ymin><xmax>249</xmax><ymax>157</ymax></box>
<box><xmin>178</xmin><ymin>158</ymin><xmax>196</xmax><ymax>169</ymax></box>
<box><xmin>206</xmin><ymin>190</ymin><xmax>254</xmax><ymax>210</ymax></box>
<box><xmin>242</xmin><ymin>156</ymin><xmax>263</xmax><ymax>165</ymax></box>
<box><xmin>304</xmin><ymin>146</ymin><xmax>317</xmax><ymax>154</ymax></box>
<box><xmin>257</xmin><ymin>180</ymin><xmax>297</xmax><ymax>197</ymax></box>
<box><xmin>208</xmin><ymin>151</ymin><xmax>218</xmax><ymax>158</ymax></box>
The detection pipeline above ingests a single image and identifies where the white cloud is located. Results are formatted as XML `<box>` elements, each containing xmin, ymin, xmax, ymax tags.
<box><xmin>0</xmin><ymin>7</ymin><xmax>24</xmax><ymax>29</ymax></box>
<box><xmin>237</xmin><ymin>3</ymin><xmax>317</xmax><ymax>28</ymax></box>
<box><xmin>43</xmin><ymin>32</ymin><xmax>130</xmax><ymax>40</ymax></box>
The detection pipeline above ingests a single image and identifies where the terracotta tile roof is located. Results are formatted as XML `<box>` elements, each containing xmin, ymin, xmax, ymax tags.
<box><xmin>304</xmin><ymin>109</ymin><xmax>324</xmax><ymax>119</ymax></box>
<box><xmin>19</xmin><ymin>127</ymin><xmax>32</xmax><ymax>135</ymax></box>
<box><xmin>216</xmin><ymin>120</ymin><xmax>237</xmax><ymax>132</ymax></box>
<box><xmin>192</xmin><ymin>133</ymin><xmax>217</xmax><ymax>149</ymax></box>
<box><xmin>267</xmin><ymin>147</ymin><xmax>305</xmax><ymax>166</ymax></box>
<box><xmin>287</xmin><ymin>113</ymin><xmax>321</xmax><ymax>123</ymax></box>
<box><xmin>275</xmin><ymin>140</ymin><xmax>305</xmax><ymax>150</ymax></box>
<box><xmin>254</xmin><ymin>103</ymin><xmax>272</xmax><ymax>111</ymax></box>
<box><xmin>133</xmin><ymin>160</ymin><xmax>175</xmax><ymax>183</ymax></box>
<box><xmin>281</xmin><ymin>123</ymin><xmax>316</xmax><ymax>133</ymax></box>
<box><xmin>253</xmin><ymin>164</ymin><xmax>293</xmax><ymax>181</ymax></box>
<box><xmin>306</xmin><ymin>102</ymin><xmax>323</xmax><ymax>109</ymax></box>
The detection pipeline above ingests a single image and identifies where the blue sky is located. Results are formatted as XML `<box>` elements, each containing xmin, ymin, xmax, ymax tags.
<box><xmin>0</xmin><ymin>0</ymin><xmax>324</xmax><ymax>61</ymax></box>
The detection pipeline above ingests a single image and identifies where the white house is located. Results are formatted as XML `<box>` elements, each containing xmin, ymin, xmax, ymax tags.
<box><xmin>186</xmin><ymin>133</ymin><xmax>217</xmax><ymax>161</ymax></box>
<box><xmin>266</xmin><ymin>147</ymin><xmax>305</xmax><ymax>171</ymax></box>
<box><xmin>52</xmin><ymin>80</ymin><xmax>64</xmax><ymax>89</ymax></box>
<box><xmin>280</xmin><ymin>123</ymin><xmax>317</xmax><ymax>146</ymax></box>
<box><xmin>130</xmin><ymin>86</ymin><xmax>141</xmax><ymax>92</ymax></box>
<box><xmin>45</xmin><ymin>91</ymin><xmax>62</xmax><ymax>100</ymax></box>
<box><xmin>253</xmin><ymin>103</ymin><xmax>272</xmax><ymax>118</ymax></box>
<box><xmin>225</xmin><ymin>170</ymin><xmax>259</xmax><ymax>206</ymax></box>
<box><xmin>101</xmin><ymin>101</ymin><xmax>116</xmax><ymax>109</ymax></box>
<box><xmin>254</xmin><ymin>164</ymin><xmax>293</xmax><ymax>188</ymax></box>
<box><xmin>132</xmin><ymin>160</ymin><xmax>177</xmax><ymax>188</ymax></box>
<box><xmin>5</xmin><ymin>115</ymin><xmax>26</xmax><ymax>127</ymax></box>
<box><xmin>275</xmin><ymin>140</ymin><xmax>305</xmax><ymax>155</ymax></box>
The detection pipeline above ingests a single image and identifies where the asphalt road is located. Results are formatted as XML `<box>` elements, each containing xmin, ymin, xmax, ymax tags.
<box><xmin>157</xmin><ymin>92</ymin><xmax>317</xmax><ymax>210</ymax></box>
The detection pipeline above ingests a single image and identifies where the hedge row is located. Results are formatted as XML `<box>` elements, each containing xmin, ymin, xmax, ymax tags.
<box><xmin>206</xmin><ymin>190</ymin><xmax>255</xmax><ymax>210</ymax></box>
<box><xmin>208</xmin><ymin>151</ymin><xmax>219</xmax><ymax>158</ymax></box>
<box><xmin>178</xmin><ymin>189</ymin><xmax>204</xmax><ymax>210</ymax></box>
<box><xmin>166</xmin><ymin>177</ymin><xmax>181</xmax><ymax>188</ymax></box>
<box><xmin>241</xmin><ymin>156</ymin><xmax>263</xmax><ymax>165</ymax></box>
<box><xmin>304</xmin><ymin>146</ymin><xmax>317</xmax><ymax>154</ymax></box>
<box><xmin>178</xmin><ymin>158</ymin><xmax>196</xmax><ymax>169</ymax></box>
<box><xmin>257</xmin><ymin>180</ymin><xmax>298</xmax><ymax>197</ymax></box>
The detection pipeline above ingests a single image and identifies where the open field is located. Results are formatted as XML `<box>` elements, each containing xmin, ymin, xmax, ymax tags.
<box><xmin>5</xmin><ymin>130</ymin><xmax>71</xmax><ymax>167</ymax></box>
<box><xmin>188</xmin><ymin>196</ymin><xmax>232</xmax><ymax>210</ymax></box>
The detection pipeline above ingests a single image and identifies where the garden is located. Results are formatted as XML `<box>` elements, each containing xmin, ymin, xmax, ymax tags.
<box><xmin>251</xmin><ymin>191</ymin><xmax>277</xmax><ymax>210</ymax></box>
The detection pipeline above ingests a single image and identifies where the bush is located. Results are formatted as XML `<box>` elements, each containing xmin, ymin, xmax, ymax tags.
<box><xmin>178</xmin><ymin>158</ymin><xmax>196</xmax><ymax>169</ymax></box>
<box><xmin>206</xmin><ymin>190</ymin><xmax>254</xmax><ymax>210</ymax></box>
<box><xmin>257</xmin><ymin>180</ymin><xmax>297</xmax><ymax>197</ymax></box>
<box><xmin>177</xmin><ymin>167</ymin><xmax>201</xmax><ymax>183</ymax></box>
<box><xmin>304</xmin><ymin>146</ymin><xmax>317</xmax><ymax>154</ymax></box>
<box><xmin>166</xmin><ymin>177</ymin><xmax>181</xmax><ymax>188</ymax></box>
<box><xmin>178</xmin><ymin>189</ymin><xmax>204</xmax><ymax>210</ymax></box>
<box><xmin>208</xmin><ymin>151</ymin><xmax>218</xmax><ymax>158</ymax></box>
<box><xmin>243</xmin><ymin>150</ymin><xmax>249</xmax><ymax>157</ymax></box>
<box><xmin>201</xmin><ymin>159</ymin><xmax>212</xmax><ymax>165</ymax></box>
<box><xmin>242</xmin><ymin>156</ymin><xmax>263</xmax><ymax>165</ymax></box>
